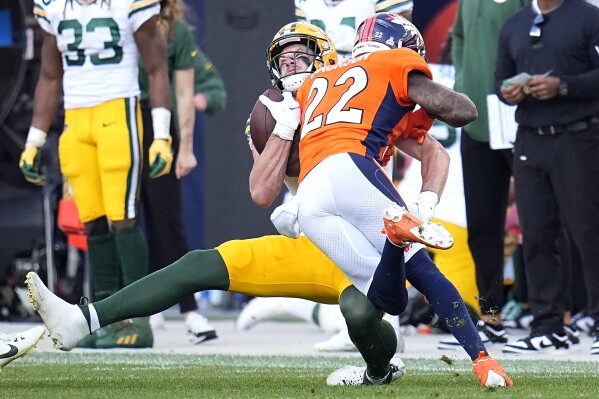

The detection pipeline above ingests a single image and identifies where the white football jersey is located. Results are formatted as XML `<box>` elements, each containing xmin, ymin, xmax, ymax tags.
<box><xmin>295</xmin><ymin>0</ymin><xmax>413</xmax><ymax>60</ymax></box>
<box><xmin>33</xmin><ymin>0</ymin><xmax>159</xmax><ymax>109</ymax></box>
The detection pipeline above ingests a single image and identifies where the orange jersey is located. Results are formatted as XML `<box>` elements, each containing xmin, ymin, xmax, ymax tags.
<box><xmin>296</xmin><ymin>48</ymin><xmax>431</xmax><ymax>183</ymax></box>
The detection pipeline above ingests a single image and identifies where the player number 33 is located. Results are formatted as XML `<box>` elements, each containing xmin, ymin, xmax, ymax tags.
<box><xmin>58</xmin><ymin>17</ymin><xmax>123</xmax><ymax>66</ymax></box>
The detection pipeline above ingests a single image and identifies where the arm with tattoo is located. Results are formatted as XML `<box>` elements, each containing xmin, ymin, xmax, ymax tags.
<box><xmin>407</xmin><ymin>71</ymin><xmax>477</xmax><ymax>127</ymax></box>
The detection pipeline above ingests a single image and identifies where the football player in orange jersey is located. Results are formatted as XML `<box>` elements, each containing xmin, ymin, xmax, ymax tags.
<box><xmin>254</xmin><ymin>13</ymin><xmax>512</xmax><ymax>388</ymax></box>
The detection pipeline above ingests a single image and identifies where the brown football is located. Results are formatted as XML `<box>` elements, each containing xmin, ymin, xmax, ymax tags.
<box><xmin>249</xmin><ymin>88</ymin><xmax>300</xmax><ymax>177</ymax></box>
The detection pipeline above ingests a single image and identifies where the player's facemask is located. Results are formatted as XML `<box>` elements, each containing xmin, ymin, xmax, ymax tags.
<box><xmin>267</xmin><ymin>22</ymin><xmax>337</xmax><ymax>92</ymax></box>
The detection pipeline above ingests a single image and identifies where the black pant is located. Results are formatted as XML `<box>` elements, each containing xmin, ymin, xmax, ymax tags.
<box><xmin>140</xmin><ymin>101</ymin><xmax>197</xmax><ymax>314</ymax></box>
<box><xmin>460</xmin><ymin>131</ymin><xmax>513</xmax><ymax>317</ymax></box>
<box><xmin>514</xmin><ymin>126</ymin><xmax>599</xmax><ymax>334</ymax></box>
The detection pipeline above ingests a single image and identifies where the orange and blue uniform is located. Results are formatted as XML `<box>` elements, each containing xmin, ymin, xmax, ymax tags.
<box><xmin>296</xmin><ymin>48</ymin><xmax>431</xmax><ymax>183</ymax></box>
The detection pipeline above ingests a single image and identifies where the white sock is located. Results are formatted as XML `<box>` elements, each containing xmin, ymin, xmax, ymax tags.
<box><xmin>88</xmin><ymin>304</ymin><xmax>101</xmax><ymax>333</ymax></box>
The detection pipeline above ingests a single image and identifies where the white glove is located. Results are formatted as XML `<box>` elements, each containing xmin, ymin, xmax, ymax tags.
<box><xmin>258</xmin><ymin>91</ymin><xmax>300</xmax><ymax>141</ymax></box>
<box><xmin>408</xmin><ymin>191</ymin><xmax>439</xmax><ymax>222</ymax></box>
<box><xmin>270</xmin><ymin>195</ymin><xmax>301</xmax><ymax>238</ymax></box>
<box><xmin>326</xmin><ymin>24</ymin><xmax>355</xmax><ymax>53</ymax></box>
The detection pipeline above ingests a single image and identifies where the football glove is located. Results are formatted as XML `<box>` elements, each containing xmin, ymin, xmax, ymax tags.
<box><xmin>403</xmin><ymin>108</ymin><xmax>436</xmax><ymax>144</ymax></box>
<box><xmin>472</xmin><ymin>351</ymin><xmax>513</xmax><ymax>388</ymax></box>
<box><xmin>259</xmin><ymin>91</ymin><xmax>300</xmax><ymax>141</ymax></box>
<box><xmin>380</xmin><ymin>145</ymin><xmax>394</xmax><ymax>167</ymax></box>
<box><xmin>408</xmin><ymin>191</ymin><xmax>439</xmax><ymax>223</ymax></box>
<box><xmin>149</xmin><ymin>137</ymin><xmax>173</xmax><ymax>178</ymax></box>
<box><xmin>20</xmin><ymin>146</ymin><xmax>44</xmax><ymax>185</ymax></box>
<box><xmin>270</xmin><ymin>195</ymin><xmax>301</xmax><ymax>238</ymax></box>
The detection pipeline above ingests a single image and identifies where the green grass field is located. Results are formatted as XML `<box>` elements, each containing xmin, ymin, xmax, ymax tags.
<box><xmin>2</xmin><ymin>352</ymin><xmax>598</xmax><ymax>398</ymax></box>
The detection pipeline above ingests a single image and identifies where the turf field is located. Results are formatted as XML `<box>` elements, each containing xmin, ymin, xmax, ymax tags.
<box><xmin>2</xmin><ymin>319</ymin><xmax>598</xmax><ymax>398</ymax></box>
<box><xmin>3</xmin><ymin>352</ymin><xmax>599</xmax><ymax>398</ymax></box>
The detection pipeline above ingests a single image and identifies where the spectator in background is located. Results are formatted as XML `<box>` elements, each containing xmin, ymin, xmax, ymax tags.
<box><xmin>192</xmin><ymin>49</ymin><xmax>227</xmax><ymax>115</ymax></box>
<box><xmin>451</xmin><ymin>0</ymin><xmax>527</xmax><ymax>346</ymax></box>
<box><xmin>497</xmin><ymin>0</ymin><xmax>599</xmax><ymax>355</ymax></box>
<box><xmin>295</xmin><ymin>0</ymin><xmax>413</xmax><ymax>61</ymax></box>
<box><xmin>139</xmin><ymin>0</ymin><xmax>225</xmax><ymax>345</ymax></box>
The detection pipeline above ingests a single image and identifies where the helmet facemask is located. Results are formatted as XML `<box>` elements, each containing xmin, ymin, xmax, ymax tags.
<box><xmin>270</xmin><ymin>41</ymin><xmax>319</xmax><ymax>92</ymax></box>
<box><xmin>267</xmin><ymin>22</ymin><xmax>337</xmax><ymax>91</ymax></box>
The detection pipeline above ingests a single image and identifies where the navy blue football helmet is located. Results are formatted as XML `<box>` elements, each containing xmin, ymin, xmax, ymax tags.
<box><xmin>353</xmin><ymin>13</ymin><xmax>427</xmax><ymax>62</ymax></box>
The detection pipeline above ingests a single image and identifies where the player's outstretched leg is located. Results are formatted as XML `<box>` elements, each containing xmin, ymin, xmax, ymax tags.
<box><xmin>0</xmin><ymin>326</ymin><xmax>45</xmax><ymax>370</ymax></box>
<box><xmin>25</xmin><ymin>272</ymin><xmax>90</xmax><ymax>351</ymax></box>
<box><xmin>383</xmin><ymin>204</ymin><xmax>453</xmax><ymax>249</ymax></box>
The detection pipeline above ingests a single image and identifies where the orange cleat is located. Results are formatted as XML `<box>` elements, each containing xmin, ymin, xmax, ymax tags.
<box><xmin>472</xmin><ymin>351</ymin><xmax>513</xmax><ymax>388</ymax></box>
<box><xmin>382</xmin><ymin>204</ymin><xmax>453</xmax><ymax>250</ymax></box>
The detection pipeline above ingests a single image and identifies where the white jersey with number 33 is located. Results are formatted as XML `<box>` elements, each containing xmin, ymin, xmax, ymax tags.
<box><xmin>33</xmin><ymin>0</ymin><xmax>159</xmax><ymax>109</ymax></box>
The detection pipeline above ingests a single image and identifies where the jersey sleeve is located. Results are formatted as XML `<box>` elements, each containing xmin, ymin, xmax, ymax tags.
<box><xmin>172</xmin><ymin>21</ymin><xmax>197</xmax><ymax>70</ymax></box>
<box><xmin>389</xmin><ymin>49</ymin><xmax>432</xmax><ymax>105</ymax></box>
<box><xmin>128</xmin><ymin>0</ymin><xmax>160</xmax><ymax>31</ymax></box>
<box><xmin>33</xmin><ymin>1</ymin><xmax>52</xmax><ymax>33</ymax></box>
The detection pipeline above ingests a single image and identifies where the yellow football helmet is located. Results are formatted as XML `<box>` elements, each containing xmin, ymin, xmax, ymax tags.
<box><xmin>267</xmin><ymin>22</ymin><xmax>338</xmax><ymax>91</ymax></box>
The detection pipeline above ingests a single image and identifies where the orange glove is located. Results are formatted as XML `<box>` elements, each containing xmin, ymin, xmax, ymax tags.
<box><xmin>472</xmin><ymin>351</ymin><xmax>513</xmax><ymax>388</ymax></box>
<box><xmin>402</xmin><ymin>108</ymin><xmax>435</xmax><ymax>144</ymax></box>
<box><xmin>379</xmin><ymin>145</ymin><xmax>394</xmax><ymax>167</ymax></box>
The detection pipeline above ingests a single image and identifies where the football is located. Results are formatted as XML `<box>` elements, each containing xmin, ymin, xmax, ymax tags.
<box><xmin>249</xmin><ymin>88</ymin><xmax>301</xmax><ymax>177</ymax></box>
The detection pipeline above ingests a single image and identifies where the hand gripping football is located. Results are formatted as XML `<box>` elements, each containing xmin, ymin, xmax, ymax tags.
<box><xmin>249</xmin><ymin>88</ymin><xmax>301</xmax><ymax>177</ymax></box>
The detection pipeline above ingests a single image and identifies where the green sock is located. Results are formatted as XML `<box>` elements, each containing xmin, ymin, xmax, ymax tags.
<box><xmin>312</xmin><ymin>303</ymin><xmax>320</xmax><ymax>326</ymax></box>
<box><xmin>87</xmin><ymin>233</ymin><xmax>121</xmax><ymax>300</ymax></box>
<box><xmin>114</xmin><ymin>226</ymin><xmax>149</xmax><ymax>287</ymax></box>
<box><xmin>78</xmin><ymin>303</ymin><xmax>91</xmax><ymax>330</ymax></box>
<box><xmin>340</xmin><ymin>286</ymin><xmax>396</xmax><ymax>379</ymax></box>
<box><xmin>94</xmin><ymin>249</ymin><xmax>229</xmax><ymax>327</ymax></box>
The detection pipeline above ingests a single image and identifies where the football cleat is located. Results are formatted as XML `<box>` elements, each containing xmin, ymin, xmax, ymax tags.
<box><xmin>314</xmin><ymin>329</ymin><xmax>357</xmax><ymax>352</ymax></box>
<box><xmin>0</xmin><ymin>326</ymin><xmax>45</xmax><ymax>370</ymax></box>
<box><xmin>25</xmin><ymin>272</ymin><xmax>90</xmax><ymax>351</ymax></box>
<box><xmin>502</xmin><ymin>332</ymin><xmax>569</xmax><ymax>354</ymax></box>
<box><xmin>95</xmin><ymin>319</ymin><xmax>153</xmax><ymax>349</ymax></box>
<box><xmin>472</xmin><ymin>351</ymin><xmax>513</xmax><ymax>388</ymax></box>
<box><xmin>185</xmin><ymin>312</ymin><xmax>218</xmax><ymax>344</ymax></box>
<box><xmin>326</xmin><ymin>357</ymin><xmax>406</xmax><ymax>386</ymax></box>
<box><xmin>438</xmin><ymin>320</ymin><xmax>508</xmax><ymax>350</ymax></box>
<box><xmin>383</xmin><ymin>204</ymin><xmax>453</xmax><ymax>250</ymax></box>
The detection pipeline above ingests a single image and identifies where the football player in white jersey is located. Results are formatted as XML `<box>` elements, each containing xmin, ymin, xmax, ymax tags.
<box><xmin>295</xmin><ymin>0</ymin><xmax>413</xmax><ymax>61</ymax></box>
<box><xmin>19</xmin><ymin>0</ymin><xmax>173</xmax><ymax>348</ymax></box>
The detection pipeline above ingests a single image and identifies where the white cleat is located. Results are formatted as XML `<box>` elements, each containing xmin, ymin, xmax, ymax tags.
<box><xmin>383</xmin><ymin>204</ymin><xmax>453</xmax><ymax>250</ymax></box>
<box><xmin>326</xmin><ymin>357</ymin><xmax>406</xmax><ymax>386</ymax></box>
<box><xmin>314</xmin><ymin>329</ymin><xmax>357</xmax><ymax>352</ymax></box>
<box><xmin>185</xmin><ymin>312</ymin><xmax>218</xmax><ymax>344</ymax></box>
<box><xmin>25</xmin><ymin>272</ymin><xmax>90</xmax><ymax>351</ymax></box>
<box><xmin>0</xmin><ymin>326</ymin><xmax>45</xmax><ymax>370</ymax></box>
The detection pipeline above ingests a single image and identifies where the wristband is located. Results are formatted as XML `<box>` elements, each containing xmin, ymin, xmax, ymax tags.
<box><xmin>151</xmin><ymin>107</ymin><xmax>171</xmax><ymax>140</ymax></box>
<box><xmin>26</xmin><ymin>126</ymin><xmax>47</xmax><ymax>147</ymax></box>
